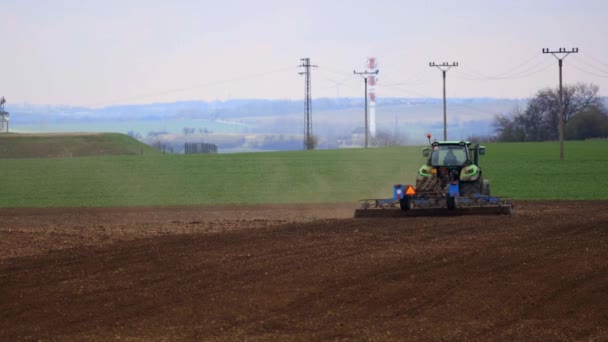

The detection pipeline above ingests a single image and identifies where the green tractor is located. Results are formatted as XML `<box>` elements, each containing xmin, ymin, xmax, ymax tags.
<box><xmin>415</xmin><ymin>140</ymin><xmax>490</xmax><ymax>209</ymax></box>
<box><xmin>355</xmin><ymin>139</ymin><xmax>511</xmax><ymax>217</ymax></box>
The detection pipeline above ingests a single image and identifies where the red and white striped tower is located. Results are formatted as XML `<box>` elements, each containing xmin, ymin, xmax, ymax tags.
<box><xmin>367</xmin><ymin>57</ymin><xmax>378</xmax><ymax>137</ymax></box>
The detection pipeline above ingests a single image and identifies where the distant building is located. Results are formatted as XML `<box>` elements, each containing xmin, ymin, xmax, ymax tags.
<box><xmin>0</xmin><ymin>97</ymin><xmax>9</xmax><ymax>133</ymax></box>
<box><xmin>184</xmin><ymin>142</ymin><xmax>218</xmax><ymax>154</ymax></box>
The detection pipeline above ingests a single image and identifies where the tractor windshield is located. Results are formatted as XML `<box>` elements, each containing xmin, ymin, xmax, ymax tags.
<box><xmin>430</xmin><ymin>145</ymin><xmax>468</xmax><ymax>167</ymax></box>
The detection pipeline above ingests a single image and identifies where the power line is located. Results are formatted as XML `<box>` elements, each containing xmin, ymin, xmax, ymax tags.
<box><xmin>457</xmin><ymin>59</ymin><xmax>553</xmax><ymax>81</ymax></box>
<box><xmin>457</xmin><ymin>63</ymin><xmax>554</xmax><ymax>81</ymax></box>
<box><xmin>317</xmin><ymin>76</ymin><xmax>359</xmax><ymax>98</ymax></box>
<box><xmin>88</xmin><ymin>66</ymin><xmax>295</xmax><ymax>108</ymax></box>
<box><xmin>316</xmin><ymin>66</ymin><xmax>362</xmax><ymax>97</ymax></box>
<box><xmin>542</xmin><ymin>47</ymin><xmax>579</xmax><ymax>161</ymax></box>
<box><xmin>375</xmin><ymin>79</ymin><xmax>510</xmax><ymax>116</ymax></box>
<box><xmin>379</xmin><ymin>73</ymin><xmax>429</xmax><ymax>87</ymax></box>
<box><xmin>317</xmin><ymin>74</ymin><xmax>352</xmax><ymax>86</ymax></box>
<box><xmin>569</xmin><ymin>62</ymin><xmax>608</xmax><ymax>79</ymax></box>
<box><xmin>376</xmin><ymin>74</ymin><xmax>435</xmax><ymax>98</ymax></box>
<box><xmin>430</xmin><ymin>61</ymin><xmax>459</xmax><ymax>140</ymax></box>
<box><xmin>574</xmin><ymin>56</ymin><xmax>608</xmax><ymax>75</ymax></box>
<box><xmin>299</xmin><ymin>58</ymin><xmax>317</xmax><ymax>150</ymax></box>
<box><xmin>378</xmin><ymin>82</ymin><xmax>434</xmax><ymax>98</ymax></box>
<box><xmin>490</xmin><ymin>54</ymin><xmax>543</xmax><ymax>78</ymax></box>
<box><xmin>318</xmin><ymin>65</ymin><xmax>353</xmax><ymax>77</ymax></box>
<box><xmin>316</xmin><ymin>69</ymin><xmax>359</xmax><ymax>87</ymax></box>
<box><xmin>459</xmin><ymin>54</ymin><xmax>543</xmax><ymax>80</ymax></box>
<box><xmin>588</xmin><ymin>54</ymin><xmax>608</xmax><ymax>69</ymax></box>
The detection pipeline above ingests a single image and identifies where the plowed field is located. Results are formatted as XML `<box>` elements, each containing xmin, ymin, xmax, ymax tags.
<box><xmin>1</xmin><ymin>201</ymin><xmax>607</xmax><ymax>340</ymax></box>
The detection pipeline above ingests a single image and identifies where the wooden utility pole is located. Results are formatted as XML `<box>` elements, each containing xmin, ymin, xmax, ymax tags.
<box><xmin>542</xmin><ymin>48</ymin><xmax>579</xmax><ymax>160</ymax></box>
<box><xmin>429</xmin><ymin>62</ymin><xmax>458</xmax><ymax>141</ymax></box>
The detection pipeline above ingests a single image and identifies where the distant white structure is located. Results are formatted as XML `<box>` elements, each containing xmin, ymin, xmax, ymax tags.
<box><xmin>0</xmin><ymin>97</ymin><xmax>8</xmax><ymax>134</ymax></box>
<box><xmin>367</xmin><ymin>58</ymin><xmax>378</xmax><ymax>137</ymax></box>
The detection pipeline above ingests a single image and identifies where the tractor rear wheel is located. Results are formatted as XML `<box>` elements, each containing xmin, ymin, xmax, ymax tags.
<box><xmin>482</xmin><ymin>180</ymin><xmax>491</xmax><ymax>196</ymax></box>
<box><xmin>460</xmin><ymin>176</ymin><xmax>486</xmax><ymax>196</ymax></box>
<box><xmin>460</xmin><ymin>180</ymin><xmax>480</xmax><ymax>196</ymax></box>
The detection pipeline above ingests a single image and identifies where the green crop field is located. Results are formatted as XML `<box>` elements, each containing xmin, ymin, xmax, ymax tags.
<box><xmin>0</xmin><ymin>133</ymin><xmax>160</xmax><ymax>159</ymax></box>
<box><xmin>0</xmin><ymin>139</ymin><xmax>606</xmax><ymax>208</ymax></box>
<box><xmin>481</xmin><ymin>140</ymin><xmax>608</xmax><ymax>200</ymax></box>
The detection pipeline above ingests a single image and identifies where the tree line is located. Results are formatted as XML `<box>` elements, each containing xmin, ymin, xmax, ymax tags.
<box><xmin>494</xmin><ymin>83</ymin><xmax>608</xmax><ymax>141</ymax></box>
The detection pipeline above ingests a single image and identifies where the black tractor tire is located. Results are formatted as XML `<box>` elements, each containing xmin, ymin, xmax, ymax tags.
<box><xmin>459</xmin><ymin>182</ymin><xmax>474</xmax><ymax>196</ymax></box>
<box><xmin>400</xmin><ymin>197</ymin><xmax>411</xmax><ymax>211</ymax></box>
<box><xmin>446</xmin><ymin>194</ymin><xmax>456</xmax><ymax>210</ymax></box>
<box><xmin>460</xmin><ymin>178</ymin><xmax>482</xmax><ymax>196</ymax></box>
<box><xmin>482</xmin><ymin>180</ymin><xmax>491</xmax><ymax>196</ymax></box>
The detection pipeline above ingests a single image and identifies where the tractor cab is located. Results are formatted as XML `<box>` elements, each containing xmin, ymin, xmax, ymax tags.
<box><xmin>428</xmin><ymin>142</ymin><xmax>469</xmax><ymax>167</ymax></box>
<box><xmin>423</xmin><ymin>141</ymin><xmax>485</xmax><ymax>168</ymax></box>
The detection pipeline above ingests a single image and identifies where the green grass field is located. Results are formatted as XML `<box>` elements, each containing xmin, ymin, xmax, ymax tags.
<box><xmin>482</xmin><ymin>140</ymin><xmax>608</xmax><ymax>200</ymax></box>
<box><xmin>0</xmin><ymin>133</ymin><xmax>160</xmax><ymax>159</ymax></box>
<box><xmin>0</xmin><ymin>139</ymin><xmax>606</xmax><ymax>207</ymax></box>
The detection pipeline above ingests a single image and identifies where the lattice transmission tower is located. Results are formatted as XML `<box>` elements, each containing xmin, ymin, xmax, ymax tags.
<box><xmin>299</xmin><ymin>58</ymin><xmax>317</xmax><ymax>150</ymax></box>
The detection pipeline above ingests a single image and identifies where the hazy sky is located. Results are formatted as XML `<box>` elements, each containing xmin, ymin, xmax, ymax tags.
<box><xmin>2</xmin><ymin>0</ymin><xmax>608</xmax><ymax>106</ymax></box>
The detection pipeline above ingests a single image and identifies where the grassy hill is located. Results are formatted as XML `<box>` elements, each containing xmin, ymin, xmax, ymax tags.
<box><xmin>0</xmin><ymin>140</ymin><xmax>606</xmax><ymax>208</ymax></box>
<box><xmin>0</xmin><ymin>133</ymin><xmax>160</xmax><ymax>159</ymax></box>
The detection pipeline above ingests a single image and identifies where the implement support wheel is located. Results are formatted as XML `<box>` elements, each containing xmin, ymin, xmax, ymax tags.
<box><xmin>400</xmin><ymin>197</ymin><xmax>411</xmax><ymax>211</ymax></box>
<box><xmin>446</xmin><ymin>194</ymin><xmax>456</xmax><ymax>210</ymax></box>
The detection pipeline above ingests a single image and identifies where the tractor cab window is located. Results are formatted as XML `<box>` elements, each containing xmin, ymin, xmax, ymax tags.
<box><xmin>431</xmin><ymin>145</ymin><xmax>467</xmax><ymax>167</ymax></box>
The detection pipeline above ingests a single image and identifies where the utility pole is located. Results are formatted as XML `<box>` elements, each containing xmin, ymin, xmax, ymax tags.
<box><xmin>429</xmin><ymin>61</ymin><xmax>458</xmax><ymax>140</ymax></box>
<box><xmin>542</xmin><ymin>47</ymin><xmax>579</xmax><ymax>161</ymax></box>
<box><xmin>353</xmin><ymin>69</ymin><xmax>379</xmax><ymax>148</ymax></box>
<box><xmin>299</xmin><ymin>58</ymin><xmax>317</xmax><ymax>150</ymax></box>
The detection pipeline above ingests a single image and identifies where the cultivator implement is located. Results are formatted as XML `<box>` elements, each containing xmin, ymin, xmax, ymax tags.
<box><xmin>354</xmin><ymin>139</ymin><xmax>514</xmax><ymax>218</ymax></box>
<box><xmin>354</xmin><ymin>184</ymin><xmax>512</xmax><ymax>218</ymax></box>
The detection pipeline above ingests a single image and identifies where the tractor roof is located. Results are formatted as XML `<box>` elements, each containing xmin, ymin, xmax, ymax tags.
<box><xmin>433</xmin><ymin>141</ymin><xmax>471</xmax><ymax>146</ymax></box>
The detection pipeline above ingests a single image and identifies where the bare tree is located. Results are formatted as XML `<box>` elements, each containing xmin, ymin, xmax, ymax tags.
<box><xmin>527</xmin><ymin>83</ymin><xmax>601</xmax><ymax>140</ymax></box>
<box><xmin>151</xmin><ymin>140</ymin><xmax>167</xmax><ymax>153</ymax></box>
<box><xmin>493</xmin><ymin>105</ymin><xmax>526</xmax><ymax>142</ymax></box>
<box><xmin>305</xmin><ymin>135</ymin><xmax>319</xmax><ymax>150</ymax></box>
<box><xmin>565</xmin><ymin>106</ymin><xmax>608</xmax><ymax>140</ymax></box>
<box><xmin>494</xmin><ymin>83</ymin><xmax>602</xmax><ymax>142</ymax></box>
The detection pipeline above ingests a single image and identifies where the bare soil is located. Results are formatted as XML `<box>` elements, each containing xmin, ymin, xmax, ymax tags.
<box><xmin>1</xmin><ymin>201</ymin><xmax>607</xmax><ymax>341</ymax></box>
